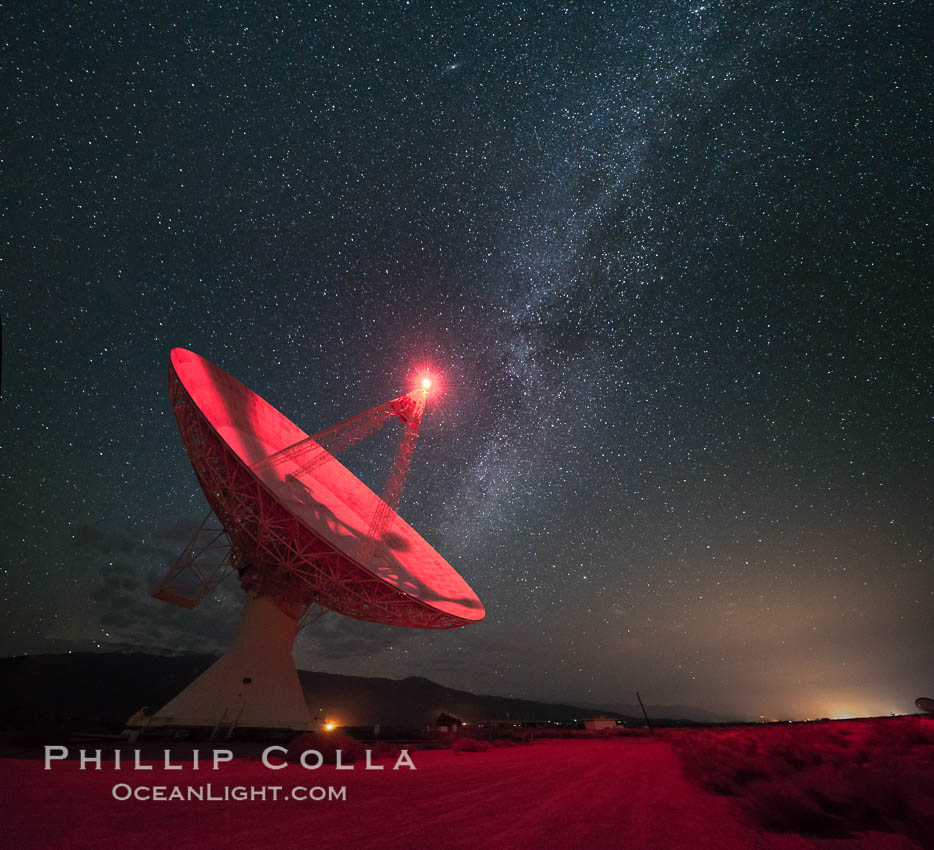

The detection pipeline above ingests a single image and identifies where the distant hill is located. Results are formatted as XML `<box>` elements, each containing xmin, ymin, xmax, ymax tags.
<box><xmin>0</xmin><ymin>653</ymin><xmax>725</xmax><ymax>730</ymax></box>
<box><xmin>0</xmin><ymin>653</ymin><xmax>219</xmax><ymax>729</ymax></box>
<box><xmin>296</xmin><ymin>670</ymin><xmax>628</xmax><ymax>727</ymax></box>
<box><xmin>572</xmin><ymin>700</ymin><xmax>741</xmax><ymax>725</ymax></box>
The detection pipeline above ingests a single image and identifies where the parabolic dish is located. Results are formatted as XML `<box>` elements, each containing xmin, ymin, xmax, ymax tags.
<box><xmin>169</xmin><ymin>348</ymin><xmax>484</xmax><ymax>628</ymax></box>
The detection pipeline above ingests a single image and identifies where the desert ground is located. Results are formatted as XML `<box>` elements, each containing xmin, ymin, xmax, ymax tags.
<box><xmin>2</xmin><ymin>718</ymin><xmax>931</xmax><ymax>850</ymax></box>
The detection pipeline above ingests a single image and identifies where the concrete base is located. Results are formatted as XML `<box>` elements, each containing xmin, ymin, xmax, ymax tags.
<box><xmin>131</xmin><ymin>594</ymin><xmax>312</xmax><ymax>736</ymax></box>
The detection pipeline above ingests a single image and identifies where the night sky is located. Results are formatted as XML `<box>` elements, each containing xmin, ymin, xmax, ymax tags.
<box><xmin>2</xmin><ymin>1</ymin><xmax>931</xmax><ymax>721</ymax></box>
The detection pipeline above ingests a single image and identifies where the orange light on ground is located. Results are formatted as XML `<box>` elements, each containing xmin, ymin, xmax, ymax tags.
<box><xmin>323</xmin><ymin>721</ymin><xmax>337</xmax><ymax>732</ymax></box>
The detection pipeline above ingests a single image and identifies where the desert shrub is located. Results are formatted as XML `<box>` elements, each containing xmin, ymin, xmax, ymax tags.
<box><xmin>370</xmin><ymin>740</ymin><xmax>401</xmax><ymax>760</ymax></box>
<box><xmin>743</xmin><ymin>762</ymin><xmax>930</xmax><ymax>839</ymax></box>
<box><xmin>672</xmin><ymin>730</ymin><xmax>773</xmax><ymax>795</ymax></box>
<box><xmin>451</xmin><ymin>737</ymin><xmax>490</xmax><ymax>753</ymax></box>
<box><xmin>617</xmin><ymin>728</ymin><xmax>650</xmax><ymax>737</ymax></box>
<box><xmin>285</xmin><ymin>731</ymin><xmax>366</xmax><ymax>765</ymax></box>
<box><xmin>669</xmin><ymin>718</ymin><xmax>934</xmax><ymax>844</ymax></box>
<box><xmin>864</xmin><ymin>716</ymin><xmax>934</xmax><ymax>750</ymax></box>
<box><xmin>743</xmin><ymin>772</ymin><xmax>852</xmax><ymax>836</ymax></box>
<box><xmin>490</xmin><ymin>730</ymin><xmax>530</xmax><ymax>743</ymax></box>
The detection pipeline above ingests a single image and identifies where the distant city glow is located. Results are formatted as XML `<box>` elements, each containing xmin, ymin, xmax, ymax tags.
<box><xmin>812</xmin><ymin>690</ymin><xmax>910</xmax><ymax>721</ymax></box>
<box><xmin>323</xmin><ymin>721</ymin><xmax>337</xmax><ymax>731</ymax></box>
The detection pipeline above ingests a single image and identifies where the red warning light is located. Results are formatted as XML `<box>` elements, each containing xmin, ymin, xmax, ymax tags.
<box><xmin>410</xmin><ymin>364</ymin><xmax>442</xmax><ymax>399</ymax></box>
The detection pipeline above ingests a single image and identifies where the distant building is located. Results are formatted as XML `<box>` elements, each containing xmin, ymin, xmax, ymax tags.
<box><xmin>436</xmin><ymin>713</ymin><xmax>462</xmax><ymax>733</ymax></box>
<box><xmin>583</xmin><ymin>716</ymin><xmax>617</xmax><ymax>731</ymax></box>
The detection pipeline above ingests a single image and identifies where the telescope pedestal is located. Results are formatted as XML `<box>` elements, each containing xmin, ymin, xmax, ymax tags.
<box><xmin>132</xmin><ymin>594</ymin><xmax>312</xmax><ymax>737</ymax></box>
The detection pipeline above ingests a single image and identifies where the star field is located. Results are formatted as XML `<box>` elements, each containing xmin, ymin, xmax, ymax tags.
<box><xmin>1</xmin><ymin>0</ymin><xmax>931</xmax><ymax>720</ymax></box>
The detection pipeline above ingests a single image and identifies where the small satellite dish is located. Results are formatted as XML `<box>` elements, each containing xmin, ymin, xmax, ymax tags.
<box><xmin>915</xmin><ymin>697</ymin><xmax>934</xmax><ymax>714</ymax></box>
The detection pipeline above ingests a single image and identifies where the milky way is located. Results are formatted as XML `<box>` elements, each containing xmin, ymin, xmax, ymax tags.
<box><xmin>2</xmin><ymin>1</ymin><xmax>930</xmax><ymax>719</ymax></box>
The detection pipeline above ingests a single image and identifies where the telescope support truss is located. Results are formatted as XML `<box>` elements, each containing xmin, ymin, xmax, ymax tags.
<box><xmin>359</xmin><ymin>400</ymin><xmax>424</xmax><ymax>565</ymax></box>
<box><xmin>154</xmin><ymin>370</ymin><xmax>461</xmax><ymax>629</ymax></box>
<box><xmin>252</xmin><ymin>388</ymin><xmax>428</xmax><ymax>566</ymax></box>
<box><xmin>152</xmin><ymin>511</ymin><xmax>235</xmax><ymax>609</ymax></box>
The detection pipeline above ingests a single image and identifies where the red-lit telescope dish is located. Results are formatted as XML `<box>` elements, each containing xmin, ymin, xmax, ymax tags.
<box><xmin>169</xmin><ymin>348</ymin><xmax>484</xmax><ymax>628</ymax></box>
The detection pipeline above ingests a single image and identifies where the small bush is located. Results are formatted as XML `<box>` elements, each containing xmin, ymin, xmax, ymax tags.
<box><xmin>451</xmin><ymin>737</ymin><xmax>490</xmax><ymax>753</ymax></box>
<box><xmin>370</xmin><ymin>740</ymin><xmax>402</xmax><ymax>760</ymax></box>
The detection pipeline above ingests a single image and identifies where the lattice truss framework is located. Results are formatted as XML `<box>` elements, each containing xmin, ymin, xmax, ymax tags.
<box><xmin>153</xmin><ymin>370</ymin><xmax>461</xmax><ymax>629</ymax></box>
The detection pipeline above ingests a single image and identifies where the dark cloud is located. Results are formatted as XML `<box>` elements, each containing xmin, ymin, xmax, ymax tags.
<box><xmin>299</xmin><ymin>615</ymin><xmax>422</xmax><ymax>662</ymax></box>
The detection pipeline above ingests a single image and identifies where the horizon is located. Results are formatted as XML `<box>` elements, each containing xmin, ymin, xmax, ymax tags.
<box><xmin>2</xmin><ymin>648</ymin><xmax>924</xmax><ymax>725</ymax></box>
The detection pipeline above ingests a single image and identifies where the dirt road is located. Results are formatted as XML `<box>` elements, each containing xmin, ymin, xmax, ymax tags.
<box><xmin>0</xmin><ymin>739</ymin><xmax>917</xmax><ymax>849</ymax></box>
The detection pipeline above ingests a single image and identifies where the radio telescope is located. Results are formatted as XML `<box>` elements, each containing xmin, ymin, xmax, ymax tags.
<box><xmin>127</xmin><ymin>349</ymin><xmax>483</xmax><ymax>740</ymax></box>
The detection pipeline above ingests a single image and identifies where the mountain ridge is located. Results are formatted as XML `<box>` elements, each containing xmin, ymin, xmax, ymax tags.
<box><xmin>0</xmin><ymin>652</ymin><xmax>738</xmax><ymax>729</ymax></box>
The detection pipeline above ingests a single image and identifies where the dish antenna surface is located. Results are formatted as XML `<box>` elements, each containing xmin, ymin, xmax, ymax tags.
<box><xmin>129</xmin><ymin>348</ymin><xmax>483</xmax><ymax>739</ymax></box>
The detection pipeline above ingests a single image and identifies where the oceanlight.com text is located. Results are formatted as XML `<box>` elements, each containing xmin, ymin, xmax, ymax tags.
<box><xmin>111</xmin><ymin>783</ymin><xmax>347</xmax><ymax>802</ymax></box>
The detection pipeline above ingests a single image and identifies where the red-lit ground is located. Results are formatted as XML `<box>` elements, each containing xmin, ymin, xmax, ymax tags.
<box><xmin>2</xmin><ymin>723</ymin><xmax>928</xmax><ymax>850</ymax></box>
